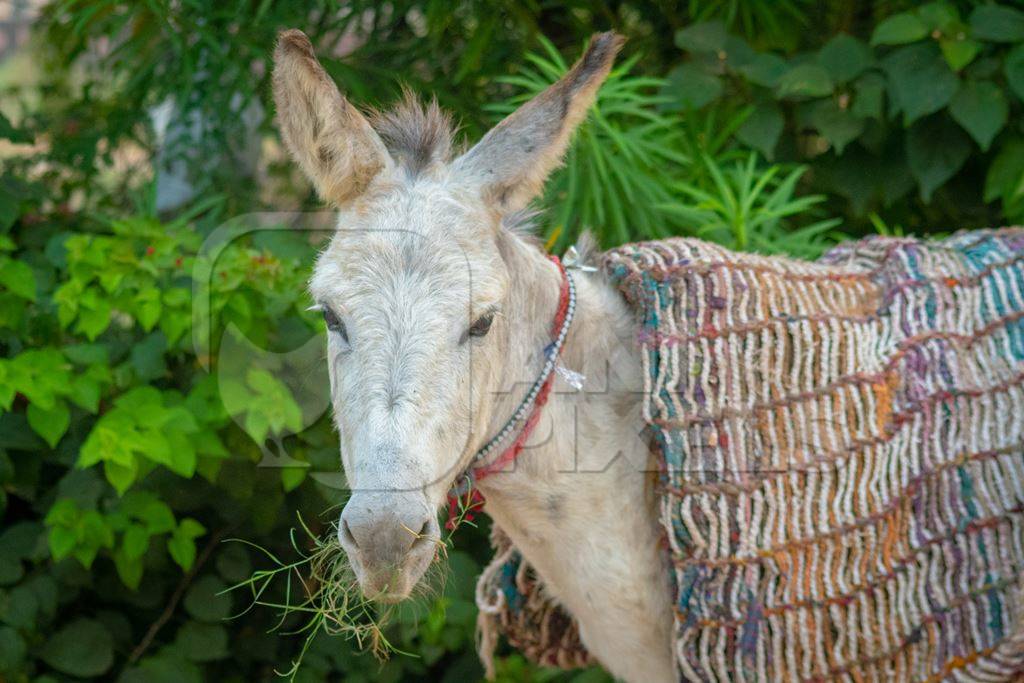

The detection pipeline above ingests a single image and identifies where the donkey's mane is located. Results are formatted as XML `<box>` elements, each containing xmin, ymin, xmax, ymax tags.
<box><xmin>371</xmin><ymin>93</ymin><xmax>546</xmax><ymax>243</ymax></box>
<box><xmin>370</xmin><ymin>91</ymin><xmax>456</xmax><ymax>177</ymax></box>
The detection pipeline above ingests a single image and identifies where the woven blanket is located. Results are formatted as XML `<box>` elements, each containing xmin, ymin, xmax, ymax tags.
<box><xmin>476</xmin><ymin>229</ymin><xmax>1024</xmax><ymax>681</ymax></box>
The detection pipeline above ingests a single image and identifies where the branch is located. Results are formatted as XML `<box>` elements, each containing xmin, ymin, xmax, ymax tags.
<box><xmin>125</xmin><ymin>524</ymin><xmax>233</xmax><ymax>667</ymax></box>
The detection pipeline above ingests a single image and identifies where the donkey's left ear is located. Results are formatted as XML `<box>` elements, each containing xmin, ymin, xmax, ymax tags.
<box><xmin>272</xmin><ymin>29</ymin><xmax>392</xmax><ymax>207</ymax></box>
<box><xmin>453</xmin><ymin>32</ymin><xmax>624</xmax><ymax>213</ymax></box>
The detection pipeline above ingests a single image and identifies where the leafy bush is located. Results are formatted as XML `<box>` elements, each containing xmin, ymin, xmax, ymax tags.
<box><xmin>660</xmin><ymin>2</ymin><xmax>1024</xmax><ymax>233</ymax></box>
<box><xmin>2</xmin><ymin>1</ymin><xmax>1024</xmax><ymax>681</ymax></box>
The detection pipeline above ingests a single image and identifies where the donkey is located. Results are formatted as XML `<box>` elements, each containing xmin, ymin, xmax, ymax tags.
<box><xmin>272</xmin><ymin>29</ymin><xmax>676</xmax><ymax>681</ymax></box>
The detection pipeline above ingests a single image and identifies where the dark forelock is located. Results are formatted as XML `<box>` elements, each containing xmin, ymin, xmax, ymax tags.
<box><xmin>370</xmin><ymin>91</ymin><xmax>456</xmax><ymax>177</ymax></box>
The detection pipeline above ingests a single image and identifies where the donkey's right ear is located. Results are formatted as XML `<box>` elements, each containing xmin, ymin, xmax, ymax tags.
<box><xmin>272</xmin><ymin>30</ymin><xmax>391</xmax><ymax>207</ymax></box>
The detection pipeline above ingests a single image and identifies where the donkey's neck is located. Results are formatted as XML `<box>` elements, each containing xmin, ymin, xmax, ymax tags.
<box><xmin>480</xmin><ymin>235</ymin><xmax>649</xmax><ymax>493</ymax></box>
<box><xmin>476</xmin><ymin>234</ymin><xmax>676</xmax><ymax>682</ymax></box>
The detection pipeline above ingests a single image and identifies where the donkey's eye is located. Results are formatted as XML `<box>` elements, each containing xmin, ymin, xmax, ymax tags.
<box><xmin>322</xmin><ymin>308</ymin><xmax>349</xmax><ymax>343</ymax></box>
<box><xmin>468</xmin><ymin>312</ymin><xmax>494</xmax><ymax>339</ymax></box>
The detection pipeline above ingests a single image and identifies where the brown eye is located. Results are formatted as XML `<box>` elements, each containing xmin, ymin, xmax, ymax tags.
<box><xmin>323</xmin><ymin>308</ymin><xmax>348</xmax><ymax>343</ymax></box>
<box><xmin>468</xmin><ymin>312</ymin><xmax>494</xmax><ymax>338</ymax></box>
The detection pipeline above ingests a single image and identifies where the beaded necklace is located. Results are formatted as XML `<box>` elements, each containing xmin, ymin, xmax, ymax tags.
<box><xmin>445</xmin><ymin>254</ymin><xmax>576</xmax><ymax>529</ymax></box>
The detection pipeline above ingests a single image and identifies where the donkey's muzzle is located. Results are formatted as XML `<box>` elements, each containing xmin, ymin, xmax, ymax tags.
<box><xmin>338</xmin><ymin>491</ymin><xmax>437</xmax><ymax>599</ymax></box>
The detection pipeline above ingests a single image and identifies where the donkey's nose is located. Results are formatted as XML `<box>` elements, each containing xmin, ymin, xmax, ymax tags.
<box><xmin>338</xmin><ymin>492</ymin><xmax>435</xmax><ymax>568</ymax></box>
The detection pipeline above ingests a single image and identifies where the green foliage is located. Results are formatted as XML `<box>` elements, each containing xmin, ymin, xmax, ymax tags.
<box><xmin>40</xmin><ymin>618</ymin><xmax>114</xmax><ymax>677</ymax></box>
<box><xmin>661</xmin><ymin>3</ymin><xmax>1024</xmax><ymax>231</ymax></box>
<box><xmin>661</xmin><ymin>153</ymin><xmax>841</xmax><ymax>257</ymax></box>
<box><xmin>1</xmin><ymin>0</ymin><xmax>1024</xmax><ymax>681</ymax></box>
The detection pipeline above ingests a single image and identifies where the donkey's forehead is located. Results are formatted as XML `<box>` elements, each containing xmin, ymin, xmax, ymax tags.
<box><xmin>309</xmin><ymin>184</ymin><xmax>505</xmax><ymax>306</ymax></box>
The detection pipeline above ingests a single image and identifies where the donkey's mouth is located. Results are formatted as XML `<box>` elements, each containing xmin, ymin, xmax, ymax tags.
<box><xmin>346</xmin><ymin>527</ymin><xmax>439</xmax><ymax>604</ymax></box>
<box><xmin>356</xmin><ymin>555</ymin><xmax>434</xmax><ymax>603</ymax></box>
<box><xmin>367</xmin><ymin>589</ymin><xmax>410</xmax><ymax>605</ymax></box>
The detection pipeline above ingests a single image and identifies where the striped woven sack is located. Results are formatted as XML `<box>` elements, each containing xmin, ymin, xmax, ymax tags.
<box><xmin>476</xmin><ymin>229</ymin><xmax>1024</xmax><ymax>681</ymax></box>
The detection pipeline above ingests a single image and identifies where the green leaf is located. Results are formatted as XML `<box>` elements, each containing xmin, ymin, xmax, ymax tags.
<box><xmin>661</xmin><ymin>63</ymin><xmax>722</xmax><ymax>110</ymax></box>
<box><xmin>245</xmin><ymin>368</ymin><xmax>304</xmax><ymax>437</ymax></box>
<box><xmin>818</xmin><ymin>34</ymin><xmax>872</xmax><ymax>83</ymax></box>
<box><xmin>739</xmin><ymin>53</ymin><xmax>789</xmax><ymax>87</ymax></box>
<box><xmin>810</xmin><ymin>100</ymin><xmax>866</xmax><ymax>154</ymax></box>
<box><xmin>852</xmin><ymin>73</ymin><xmax>886</xmax><ymax>119</ymax></box>
<box><xmin>673</xmin><ymin>22</ymin><xmax>753</xmax><ymax>68</ymax></box>
<box><xmin>174</xmin><ymin>622</ymin><xmax>228</xmax><ymax>662</ymax></box>
<box><xmin>906</xmin><ymin>115</ymin><xmax>971</xmax><ymax>201</ymax></box>
<box><xmin>871</xmin><ymin>12</ymin><xmax>928</xmax><ymax>45</ymax></box>
<box><xmin>0</xmin><ymin>584</ymin><xmax>38</xmax><ymax>629</ymax></box>
<box><xmin>28</xmin><ymin>575</ymin><xmax>57</xmax><ymax>623</ymax></box>
<box><xmin>69</xmin><ymin>374</ymin><xmax>101</xmax><ymax>413</ymax></box>
<box><xmin>184</xmin><ymin>575</ymin><xmax>231</xmax><ymax>622</ymax></box>
<box><xmin>133</xmin><ymin>497</ymin><xmax>176</xmax><ymax>534</ymax></box>
<box><xmin>674</xmin><ymin>21</ymin><xmax>729</xmax><ymax>53</ymax></box>
<box><xmin>776</xmin><ymin>64</ymin><xmax>834</xmax><ymax>99</ymax></box>
<box><xmin>949</xmin><ymin>81</ymin><xmax>1008</xmax><ymax>150</ymax></box>
<box><xmin>72</xmin><ymin>511</ymin><xmax>115</xmax><ymax>569</ymax></box>
<box><xmin>44</xmin><ymin>499</ymin><xmax>78</xmax><ymax>527</ymax></box>
<box><xmin>63</xmin><ymin>343</ymin><xmax>109</xmax><ymax>366</ymax></box>
<box><xmin>984</xmin><ymin>138</ymin><xmax>1024</xmax><ymax>205</ymax></box>
<box><xmin>882</xmin><ymin>43</ymin><xmax>960</xmax><ymax>126</ymax></box>
<box><xmin>0</xmin><ymin>558</ymin><xmax>20</xmax><ymax>589</ymax></box>
<box><xmin>940</xmin><ymin>36</ymin><xmax>981</xmax><ymax>71</ymax></box>
<box><xmin>40</xmin><ymin>619</ymin><xmax>113</xmax><ymax>678</ymax></box>
<box><xmin>7</xmin><ymin>348</ymin><xmax>71</xmax><ymax>410</ymax></box>
<box><xmin>75</xmin><ymin>290</ymin><xmax>112</xmax><ymax>340</ymax></box>
<box><xmin>47</xmin><ymin>526</ymin><xmax>76</xmax><ymax>561</ymax></box>
<box><xmin>1005</xmin><ymin>45</ymin><xmax>1024</xmax><ymax>101</ymax></box>
<box><xmin>130</xmin><ymin>331</ymin><xmax>168</xmax><ymax>381</ymax></box>
<box><xmin>736</xmin><ymin>101</ymin><xmax>784</xmax><ymax>160</ymax></box>
<box><xmin>0</xmin><ymin>626</ymin><xmax>26</xmax><ymax>673</ymax></box>
<box><xmin>177</xmin><ymin>518</ymin><xmax>206</xmax><ymax>540</ymax></box>
<box><xmin>167</xmin><ymin>519</ymin><xmax>205</xmax><ymax>571</ymax></box>
<box><xmin>280</xmin><ymin>466</ymin><xmax>306</xmax><ymax>492</ymax></box>
<box><xmin>121</xmin><ymin>653</ymin><xmax>202</xmax><ymax>683</ymax></box>
<box><xmin>167</xmin><ymin>533</ymin><xmax>197</xmax><ymax>571</ymax></box>
<box><xmin>114</xmin><ymin>549</ymin><xmax>144</xmax><ymax>590</ymax></box>
<box><xmin>918</xmin><ymin>2</ymin><xmax>960</xmax><ymax>32</ymax></box>
<box><xmin>163</xmin><ymin>430</ymin><xmax>197</xmax><ymax>477</ymax></box>
<box><xmin>122</xmin><ymin>524</ymin><xmax>150</xmax><ymax>560</ymax></box>
<box><xmin>214</xmin><ymin>544</ymin><xmax>251</xmax><ymax>584</ymax></box>
<box><xmin>0</xmin><ymin>260</ymin><xmax>36</xmax><ymax>301</ymax></box>
<box><xmin>970</xmin><ymin>4</ymin><xmax>1024</xmax><ymax>42</ymax></box>
<box><xmin>135</xmin><ymin>287</ymin><xmax>162</xmax><ymax>331</ymax></box>
<box><xmin>104</xmin><ymin>460</ymin><xmax>138</xmax><ymax>495</ymax></box>
<box><xmin>26</xmin><ymin>400</ymin><xmax>70</xmax><ymax>448</ymax></box>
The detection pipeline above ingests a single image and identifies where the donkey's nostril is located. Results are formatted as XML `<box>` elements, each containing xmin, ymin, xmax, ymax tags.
<box><xmin>339</xmin><ymin>493</ymin><xmax>436</xmax><ymax>570</ymax></box>
<box><xmin>340</xmin><ymin>519</ymin><xmax>358</xmax><ymax>549</ymax></box>
<box><xmin>410</xmin><ymin>518</ymin><xmax>435</xmax><ymax>550</ymax></box>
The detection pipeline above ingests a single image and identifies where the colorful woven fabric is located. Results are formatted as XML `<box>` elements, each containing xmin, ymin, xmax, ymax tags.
<box><xmin>476</xmin><ymin>527</ymin><xmax>593</xmax><ymax>677</ymax></box>
<box><xmin>477</xmin><ymin>230</ymin><xmax>1024</xmax><ymax>681</ymax></box>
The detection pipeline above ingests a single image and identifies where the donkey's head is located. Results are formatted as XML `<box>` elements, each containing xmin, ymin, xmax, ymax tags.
<box><xmin>272</xmin><ymin>29</ymin><xmax>622</xmax><ymax>601</ymax></box>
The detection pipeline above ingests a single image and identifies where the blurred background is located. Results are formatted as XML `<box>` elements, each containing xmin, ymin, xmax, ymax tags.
<box><xmin>2</xmin><ymin>1</ymin><xmax>1024</xmax><ymax>681</ymax></box>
